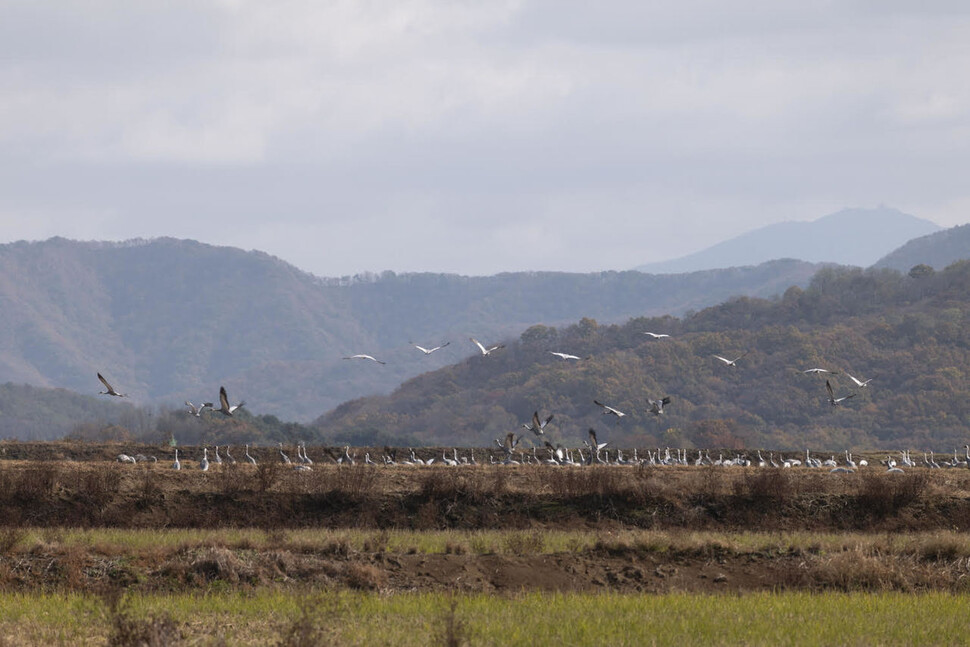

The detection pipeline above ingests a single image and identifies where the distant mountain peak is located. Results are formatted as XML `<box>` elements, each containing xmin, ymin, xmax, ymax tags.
<box><xmin>635</xmin><ymin>206</ymin><xmax>940</xmax><ymax>274</ymax></box>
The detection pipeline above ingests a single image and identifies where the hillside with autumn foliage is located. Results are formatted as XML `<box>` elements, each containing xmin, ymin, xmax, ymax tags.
<box><xmin>315</xmin><ymin>262</ymin><xmax>970</xmax><ymax>451</ymax></box>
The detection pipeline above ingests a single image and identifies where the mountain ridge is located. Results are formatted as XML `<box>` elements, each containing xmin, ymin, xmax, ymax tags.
<box><xmin>0</xmin><ymin>236</ymin><xmax>825</xmax><ymax>426</ymax></box>
<box><xmin>873</xmin><ymin>224</ymin><xmax>970</xmax><ymax>272</ymax></box>
<box><xmin>636</xmin><ymin>206</ymin><xmax>940</xmax><ymax>274</ymax></box>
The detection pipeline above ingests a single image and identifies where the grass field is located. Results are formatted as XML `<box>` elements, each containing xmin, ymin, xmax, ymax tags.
<box><xmin>11</xmin><ymin>525</ymin><xmax>970</xmax><ymax>560</ymax></box>
<box><xmin>0</xmin><ymin>590</ymin><xmax>967</xmax><ymax>646</ymax></box>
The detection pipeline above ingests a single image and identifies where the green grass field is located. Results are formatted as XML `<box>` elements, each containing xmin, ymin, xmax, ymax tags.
<box><xmin>0</xmin><ymin>590</ymin><xmax>966</xmax><ymax>646</ymax></box>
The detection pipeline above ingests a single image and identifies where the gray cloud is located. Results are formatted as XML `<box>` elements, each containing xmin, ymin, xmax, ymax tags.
<box><xmin>1</xmin><ymin>1</ymin><xmax>969</xmax><ymax>276</ymax></box>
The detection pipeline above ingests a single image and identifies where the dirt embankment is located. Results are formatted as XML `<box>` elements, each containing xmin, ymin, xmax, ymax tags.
<box><xmin>3</xmin><ymin>540</ymin><xmax>969</xmax><ymax>596</ymax></box>
<box><xmin>3</xmin><ymin>457</ymin><xmax>970</xmax><ymax>532</ymax></box>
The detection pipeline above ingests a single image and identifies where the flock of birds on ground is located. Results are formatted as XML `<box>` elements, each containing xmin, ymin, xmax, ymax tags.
<box><xmin>97</xmin><ymin>334</ymin><xmax>956</xmax><ymax>476</ymax></box>
<box><xmin>112</xmin><ymin>435</ymin><xmax>970</xmax><ymax>476</ymax></box>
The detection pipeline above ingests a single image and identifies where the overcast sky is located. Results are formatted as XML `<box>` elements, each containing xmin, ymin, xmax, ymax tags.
<box><xmin>2</xmin><ymin>1</ymin><xmax>969</xmax><ymax>276</ymax></box>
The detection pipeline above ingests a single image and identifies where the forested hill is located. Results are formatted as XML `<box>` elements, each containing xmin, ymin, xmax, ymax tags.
<box><xmin>315</xmin><ymin>262</ymin><xmax>970</xmax><ymax>451</ymax></box>
<box><xmin>873</xmin><ymin>224</ymin><xmax>970</xmax><ymax>272</ymax></box>
<box><xmin>0</xmin><ymin>383</ymin><xmax>145</xmax><ymax>440</ymax></box>
<box><xmin>0</xmin><ymin>238</ymin><xmax>822</xmax><ymax>425</ymax></box>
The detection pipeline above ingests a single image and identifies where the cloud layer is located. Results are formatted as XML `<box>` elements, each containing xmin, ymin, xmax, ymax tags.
<box><xmin>2</xmin><ymin>1</ymin><xmax>969</xmax><ymax>275</ymax></box>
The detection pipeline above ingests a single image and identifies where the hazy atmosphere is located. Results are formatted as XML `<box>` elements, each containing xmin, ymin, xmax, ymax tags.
<box><xmin>2</xmin><ymin>1</ymin><xmax>970</xmax><ymax>276</ymax></box>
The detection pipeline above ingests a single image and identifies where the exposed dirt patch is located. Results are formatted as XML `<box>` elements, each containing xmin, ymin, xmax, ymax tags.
<box><xmin>2</xmin><ymin>545</ymin><xmax>969</xmax><ymax>595</ymax></box>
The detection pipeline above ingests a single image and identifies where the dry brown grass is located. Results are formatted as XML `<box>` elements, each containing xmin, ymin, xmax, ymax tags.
<box><xmin>274</xmin><ymin>595</ymin><xmax>342</xmax><ymax>647</ymax></box>
<box><xmin>0</xmin><ymin>457</ymin><xmax>967</xmax><ymax>533</ymax></box>
<box><xmin>434</xmin><ymin>599</ymin><xmax>469</xmax><ymax>647</ymax></box>
<box><xmin>344</xmin><ymin>563</ymin><xmax>386</xmax><ymax>590</ymax></box>
<box><xmin>98</xmin><ymin>586</ymin><xmax>184</xmax><ymax>647</ymax></box>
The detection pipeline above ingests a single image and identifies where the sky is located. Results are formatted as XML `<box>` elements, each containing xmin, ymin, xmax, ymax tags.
<box><xmin>1</xmin><ymin>1</ymin><xmax>970</xmax><ymax>277</ymax></box>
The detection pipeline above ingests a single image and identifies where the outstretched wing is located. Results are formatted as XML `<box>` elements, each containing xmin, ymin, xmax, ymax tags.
<box><xmin>825</xmin><ymin>380</ymin><xmax>835</xmax><ymax>400</ymax></box>
<box><xmin>97</xmin><ymin>373</ymin><xmax>114</xmax><ymax>392</ymax></box>
<box><xmin>220</xmin><ymin>386</ymin><xmax>230</xmax><ymax>412</ymax></box>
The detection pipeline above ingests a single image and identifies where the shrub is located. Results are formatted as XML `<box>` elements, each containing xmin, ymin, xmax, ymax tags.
<box><xmin>255</xmin><ymin>462</ymin><xmax>282</xmax><ymax>493</ymax></box>
<box><xmin>15</xmin><ymin>465</ymin><xmax>60</xmax><ymax>501</ymax></box>
<box><xmin>344</xmin><ymin>562</ymin><xmax>386</xmax><ymax>590</ymax></box>
<box><xmin>362</xmin><ymin>531</ymin><xmax>390</xmax><ymax>553</ymax></box>
<box><xmin>215</xmin><ymin>462</ymin><xmax>248</xmax><ymax>495</ymax></box>
<box><xmin>276</xmin><ymin>596</ymin><xmax>339</xmax><ymax>647</ymax></box>
<box><xmin>858</xmin><ymin>472</ymin><xmax>928</xmax><ymax>518</ymax></box>
<box><xmin>0</xmin><ymin>528</ymin><xmax>26</xmax><ymax>555</ymax></box>
<box><xmin>107</xmin><ymin>612</ymin><xmax>182</xmax><ymax>647</ymax></box>
<box><xmin>335</xmin><ymin>465</ymin><xmax>381</xmax><ymax>498</ymax></box>
<box><xmin>435</xmin><ymin>599</ymin><xmax>468</xmax><ymax>647</ymax></box>
<box><xmin>101</xmin><ymin>587</ymin><xmax>183</xmax><ymax>647</ymax></box>
<box><xmin>733</xmin><ymin>469</ymin><xmax>793</xmax><ymax>504</ymax></box>
<box><xmin>503</xmin><ymin>531</ymin><xmax>545</xmax><ymax>555</ymax></box>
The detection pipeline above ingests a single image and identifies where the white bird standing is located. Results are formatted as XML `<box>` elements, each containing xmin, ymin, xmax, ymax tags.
<box><xmin>199</xmin><ymin>448</ymin><xmax>209</xmax><ymax>472</ymax></box>
<box><xmin>470</xmin><ymin>337</ymin><xmax>505</xmax><ymax>356</ymax></box>
<box><xmin>213</xmin><ymin>446</ymin><xmax>223</xmax><ymax>465</ymax></box>
<box><xmin>245</xmin><ymin>444</ymin><xmax>257</xmax><ymax>465</ymax></box>
<box><xmin>300</xmin><ymin>443</ymin><xmax>314</xmax><ymax>465</ymax></box>
<box><xmin>411</xmin><ymin>342</ymin><xmax>450</xmax><ymax>355</ymax></box>
<box><xmin>97</xmin><ymin>373</ymin><xmax>127</xmax><ymax>397</ymax></box>
<box><xmin>172</xmin><ymin>449</ymin><xmax>181</xmax><ymax>471</ymax></box>
<box><xmin>343</xmin><ymin>354</ymin><xmax>386</xmax><ymax>365</ymax></box>
<box><xmin>278</xmin><ymin>442</ymin><xmax>291</xmax><ymax>464</ymax></box>
<box><xmin>593</xmin><ymin>400</ymin><xmax>626</xmax><ymax>418</ymax></box>
<box><xmin>713</xmin><ymin>352</ymin><xmax>749</xmax><ymax>367</ymax></box>
<box><xmin>215</xmin><ymin>386</ymin><xmax>245</xmax><ymax>417</ymax></box>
